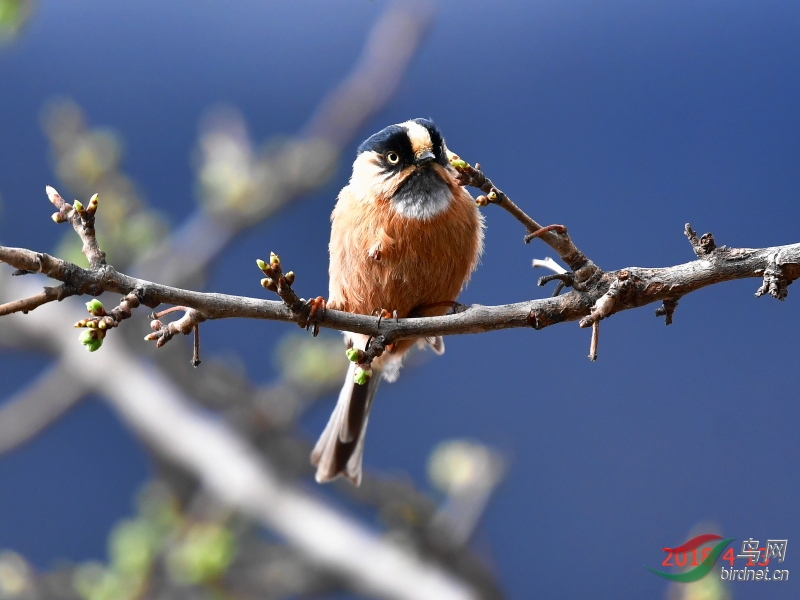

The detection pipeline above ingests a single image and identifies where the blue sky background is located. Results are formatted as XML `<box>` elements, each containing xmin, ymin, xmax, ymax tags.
<box><xmin>0</xmin><ymin>1</ymin><xmax>798</xmax><ymax>598</ymax></box>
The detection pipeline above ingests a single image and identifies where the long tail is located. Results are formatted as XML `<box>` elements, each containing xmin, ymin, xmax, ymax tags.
<box><xmin>311</xmin><ymin>362</ymin><xmax>381</xmax><ymax>486</ymax></box>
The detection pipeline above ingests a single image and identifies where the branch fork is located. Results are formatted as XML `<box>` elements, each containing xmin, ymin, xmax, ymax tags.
<box><xmin>256</xmin><ymin>253</ymin><xmax>326</xmax><ymax>335</ymax></box>
<box><xmin>145</xmin><ymin>306</ymin><xmax>207</xmax><ymax>366</ymax></box>
<box><xmin>450</xmin><ymin>158</ymin><xmax>611</xmax><ymax>360</ymax></box>
<box><xmin>579</xmin><ymin>270</ymin><xmax>640</xmax><ymax>328</ymax></box>
<box><xmin>46</xmin><ymin>186</ymin><xmax>106</xmax><ymax>268</ymax></box>
<box><xmin>345</xmin><ymin>331</ymin><xmax>391</xmax><ymax>385</ymax></box>
<box><xmin>450</xmin><ymin>156</ymin><xmax>600</xmax><ymax>293</ymax></box>
<box><xmin>71</xmin><ymin>292</ymin><xmax>146</xmax><ymax>352</ymax></box>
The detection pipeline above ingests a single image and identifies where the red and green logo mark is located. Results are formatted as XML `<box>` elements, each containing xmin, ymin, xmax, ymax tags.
<box><xmin>645</xmin><ymin>534</ymin><xmax>734</xmax><ymax>582</ymax></box>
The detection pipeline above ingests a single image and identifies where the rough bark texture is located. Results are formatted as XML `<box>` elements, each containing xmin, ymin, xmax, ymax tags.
<box><xmin>1</xmin><ymin>234</ymin><xmax>797</xmax><ymax>347</ymax></box>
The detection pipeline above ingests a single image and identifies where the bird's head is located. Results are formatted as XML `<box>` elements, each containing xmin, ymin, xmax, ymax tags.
<box><xmin>349</xmin><ymin>118</ymin><xmax>455</xmax><ymax>219</ymax></box>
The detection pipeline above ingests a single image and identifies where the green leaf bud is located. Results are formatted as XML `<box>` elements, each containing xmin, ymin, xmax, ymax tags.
<box><xmin>85</xmin><ymin>299</ymin><xmax>105</xmax><ymax>315</ymax></box>
<box><xmin>353</xmin><ymin>366</ymin><xmax>373</xmax><ymax>385</ymax></box>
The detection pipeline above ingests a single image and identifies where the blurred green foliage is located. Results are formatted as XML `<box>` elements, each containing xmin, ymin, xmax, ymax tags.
<box><xmin>0</xmin><ymin>0</ymin><xmax>32</xmax><ymax>43</ymax></box>
<box><xmin>72</xmin><ymin>482</ymin><xmax>236</xmax><ymax>600</ymax></box>
<box><xmin>275</xmin><ymin>333</ymin><xmax>349</xmax><ymax>394</ymax></box>
<box><xmin>166</xmin><ymin>524</ymin><xmax>235</xmax><ymax>586</ymax></box>
<box><xmin>40</xmin><ymin>100</ymin><xmax>168</xmax><ymax>269</ymax></box>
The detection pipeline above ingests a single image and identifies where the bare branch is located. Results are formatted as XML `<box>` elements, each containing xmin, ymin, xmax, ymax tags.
<box><xmin>145</xmin><ymin>306</ymin><xmax>207</xmax><ymax>353</ymax></box>
<box><xmin>452</xmin><ymin>159</ymin><xmax>601</xmax><ymax>283</ymax></box>
<box><xmin>589</xmin><ymin>321</ymin><xmax>600</xmax><ymax>362</ymax></box>
<box><xmin>46</xmin><ymin>186</ymin><xmax>106</xmax><ymax>268</ymax></box>
<box><xmin>579</xmin><ymin>270</ymin><xmax>635</xmax><ymax>328</ymax></box>
<box><xmin>1</xmin><ymin>227</ymin><xmax>797</xmax><ymax>356</ymax></box>
<box><xmin>0</xmin><ymin>284</ymin><xmax>73</xmax><ymax>317</ymax></box>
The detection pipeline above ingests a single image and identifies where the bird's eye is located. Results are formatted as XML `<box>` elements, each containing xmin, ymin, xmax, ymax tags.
<box><xmin>386</xmin><ymin>152</ymin><xmax>400</xmax><ymax>165</ymax></box>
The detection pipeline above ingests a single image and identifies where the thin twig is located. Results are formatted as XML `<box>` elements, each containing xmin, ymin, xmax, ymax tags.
<box><xmin>192</xmin><ymin>324</ymin><xmax>201</xmax><ymax>367</ymax></box>
<box><xmin>523</xmin><ymin>224</ymin><xmax>567</xmax><ymax>244</ymax></box>
<box><xmin>0</xmin><ymin>285</ymin><xmax>72</xmax><ymax>317</ymax></box>
<box><xmin>452</xmin><ymin>160</ymin><xmax>599</xmax><ymax>280</ymax></box>
<box><xmin>589</xmin><ymin>321</ymin><xmax>599</xmax><ymax>362</ymax></box>
<box><xmin>46</xmin><ymin>186</ymin><xmax>106</xmax><ymax>268</ymax></box>
<box><xmin>146</xmin><ymin>307</ymin><xmax>207</xmax><ymax>348</ymax></box>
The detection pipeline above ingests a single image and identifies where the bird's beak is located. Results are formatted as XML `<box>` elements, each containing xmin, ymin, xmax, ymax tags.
<box><xmin>415</xmin><ymin>150</ymin><xmax>435</xmax><ymax>165</ymax></box>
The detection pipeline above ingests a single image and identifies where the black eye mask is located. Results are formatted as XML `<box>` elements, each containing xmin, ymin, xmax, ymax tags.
<box><xmin>357</xmin><ymin>125</ymin><xmax>414</xmax><ymax>170</ymax></box>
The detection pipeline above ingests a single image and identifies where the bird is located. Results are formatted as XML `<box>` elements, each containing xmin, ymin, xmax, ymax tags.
<box><xmin>311</xmin><ymin>118</ymin><xmax>484</xmax><ymax>486</ymax></box>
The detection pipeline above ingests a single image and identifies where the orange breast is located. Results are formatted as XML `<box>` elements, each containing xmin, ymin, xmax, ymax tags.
<box><xmin>328</xmin><ymin>182</ymin><xmax>483</xmax><ymax>320</ymax></box>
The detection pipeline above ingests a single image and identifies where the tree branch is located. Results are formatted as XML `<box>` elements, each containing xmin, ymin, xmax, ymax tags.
<box><xmin>1</xmin><ymin>227</ymin><xmax>797</xmax><ymax>356</ymax></box>
<box><xmin>46</xmin><ymin>186</ymin><xmax>106</xmax><ymax>268</ymax></box>
<box><xmin>451</xmin><ymin>159</ymin><xmax>600</xmax><ymax>283</ymax></box>
<box><xmin>0</xmin><ymin>284</ymin><xmax>73</xmax><ymax>317</ymax></box>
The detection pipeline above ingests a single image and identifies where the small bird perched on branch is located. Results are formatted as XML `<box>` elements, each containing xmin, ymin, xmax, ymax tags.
<box><xmin>311</xmin><ymin>118</ymin><xmax>484</xmax><ymax>485</ymax></box>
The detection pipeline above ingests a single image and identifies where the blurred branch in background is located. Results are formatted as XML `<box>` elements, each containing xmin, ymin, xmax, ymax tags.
<box><xmin>0</xmin><ymin>295</ymin><xmax>485</xmax><ymax>600</ymax></box>
<box><xmin>0</xmin><ymin>361</ymin><xmax>87</xmax><ymax>454</ymax></box>
<box><xmin>138</xmin><ymin>0</ymin><xmax>434</xmax><ymax>287</ymax></box>
<box><xmin>0</xmin><ymin>2</ymin><xmax>508</xmax><ymax>599</ymax></box>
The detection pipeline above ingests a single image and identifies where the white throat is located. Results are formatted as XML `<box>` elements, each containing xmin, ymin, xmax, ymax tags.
<box><xmin>390</xmin><ymin>176</ymin><xmax>451</xmax><ymax>220</ymax></box>
<box><xmin>392</xmin><ymin>185</ymin><xmax>450</xmax><ymax>220</ymax></box>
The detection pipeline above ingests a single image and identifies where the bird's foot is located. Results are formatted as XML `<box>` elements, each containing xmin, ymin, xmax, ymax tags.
<box><xmin>537</xmin><ymin>271</ymin><xmax>587</xmax><ymax>297</ymax></box>
<box><xmin>371</xmin><ymin>308</ymin><xmax>397</xmax><ymax>321</ymax></box>
<box><xmin>301</xmin><ymin>296</ymin><xmax>327</xmax><ymax>337</ymax></box>
<box><xmin>364</xmin><ymin>308</ymin><xmax>396</xmax><ymax>352</ymax></box>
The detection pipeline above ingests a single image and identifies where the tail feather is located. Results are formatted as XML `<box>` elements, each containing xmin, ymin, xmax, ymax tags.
<box><xmin>311</xmin><ymin>362</ymin><xmax>380</xmax><ymax>486</ymax></box>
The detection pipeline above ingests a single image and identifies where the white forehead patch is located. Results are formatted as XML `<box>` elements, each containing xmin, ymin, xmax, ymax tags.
<box><xmin>400</xmin><ymin>120</ymin><xmax>432</xmax><ymax>155</ymax></box>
